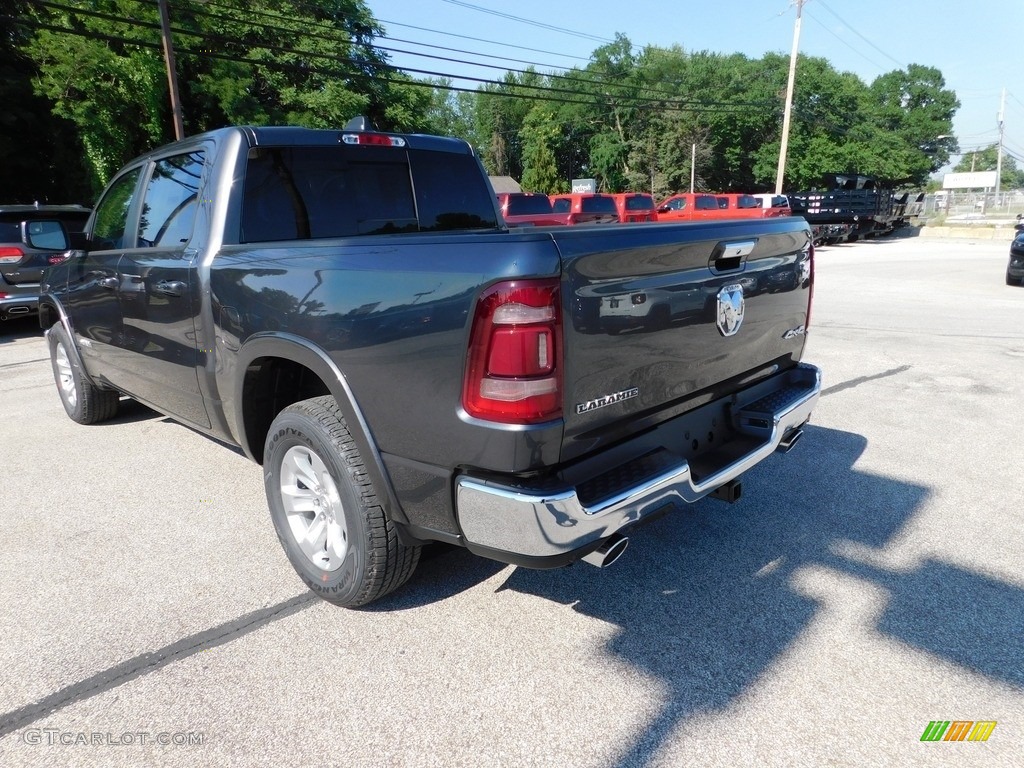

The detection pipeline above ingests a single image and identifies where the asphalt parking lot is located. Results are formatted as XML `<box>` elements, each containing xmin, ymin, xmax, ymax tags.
<box><xmin>1</xmin><ymin>233</ymin><xmax>1021</xmax><ymax>767</ymax></box>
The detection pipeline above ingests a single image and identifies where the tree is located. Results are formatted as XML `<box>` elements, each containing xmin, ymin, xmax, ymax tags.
<box><xmin>0</xmin><ymin>1</ymin><xmax>92</xmax><ymax>202</ymax></box>
<box><xmin>866</xmin><ymin>64</ymin><xmax>959</xmax><ymax>184</ymax></box>
<box><xmin>519</xmin><ymin>105</ymin><xmax>560</xmax><ymax>193</ymax></box>
<box><xmin>473</xmin><ymin>70</ymin><xmax>543</xmax><ymax>178</ymax></box>
<box><xmin>23</xmin><ymin>0</ymin><xmax>413</xmax><ymax>191</ymax></box>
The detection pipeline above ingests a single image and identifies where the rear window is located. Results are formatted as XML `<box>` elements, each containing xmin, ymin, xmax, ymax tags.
<box><xmin>241</xmin><ymin>145</ymin><xmax>497</xmax><ymax>242</ymax></box>
<box><xmin>624</xmin><ymin>195</ymin><xmax>655</xmax><ymax>211</ymax></box>
<box><xmin>580</xmin><ymin>196</ymin><xmax>618</xmax><ymax>214</ymax></box>
<box><xmin>505</xmin><ymin>195</ymin><xmax>553</xmax><ymax>216</ymax></box>
<box><xmin>551</xmin><ymin>198</ymin><xmax>571</xmax><ymax>213</ymax></box>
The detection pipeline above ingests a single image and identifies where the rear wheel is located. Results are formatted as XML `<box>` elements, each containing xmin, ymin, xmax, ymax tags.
<box><xmin>47</xmin><ymin>323</ymin><xmax>119</xmax><ymax>424</ymax></box>
<box><xmin>264</xmin><ymin>395</ymin><xmax>420</xmax><ymax>607</ymax></box>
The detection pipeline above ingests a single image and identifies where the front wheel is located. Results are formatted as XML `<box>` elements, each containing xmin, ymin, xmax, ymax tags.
<box><xmin>264</xmin><ymin>396</ymin><xmax>420</xmax><ymax>607</ymax></box>
<box><xmin>1007</xmin><ymin>270</ymin><xmax>1022</xmax><ymax>287</ymax></box>
<box><xmin>47</xmin><ymin>323</ymin><xmax>119</xmax><ymax>424</ymax></box>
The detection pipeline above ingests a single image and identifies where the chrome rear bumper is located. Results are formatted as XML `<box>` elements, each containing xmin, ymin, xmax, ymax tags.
<box><xmin>456</xmin><ymin>363</ymin><xmax>821</xmax><ymax>563</ymax></box>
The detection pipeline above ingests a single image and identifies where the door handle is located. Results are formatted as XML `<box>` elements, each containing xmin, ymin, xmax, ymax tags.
<box><xmin>711</xmin><ymin>240</ymin><xmax>756</xmax><ymax>274</ymax></box>
<box><xmin>154</xmin><ymin>280</ymin><xmax>186</xmax><ymax>297</ymax></box>
<box><xmin>97</xmin><ymin>276</ymin><xmax>118</xmax><ymax>289</ymax></box>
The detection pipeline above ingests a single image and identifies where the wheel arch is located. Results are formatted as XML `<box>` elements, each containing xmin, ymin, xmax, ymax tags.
<box><xmin>39</xmin><ymin>293</ymin><xmax>98</xmax><ymax>387</ymax></box>
<box><xmin>233</xmin><ymin>333</ymin><xmax>409</xmax><ymax>526</ymax></box>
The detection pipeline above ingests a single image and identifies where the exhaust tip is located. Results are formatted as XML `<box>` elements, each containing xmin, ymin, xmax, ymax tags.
<box><xmin>581</xmin><ymin>534</ymin><xmax>629</xmax><ymax>568</ymax></box>
<box><xmin>777</xmin><ymin>427</ymin><xmax>804</xmax><ymax>454</ymax></box>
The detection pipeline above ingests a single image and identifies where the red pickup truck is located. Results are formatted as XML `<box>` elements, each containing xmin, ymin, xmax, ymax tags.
<box><xmin>495</xmin><ymin>192</ymin><xmax>569</xmax><ymax>227</ymax></box>
<box><xmin>657</xmin><ymin>193</ymin><xmax>767</xmax><ymax>221</ymax></box>
<box><xmin>549</xmin><ymin>193</ymin><xmax>620</xmax><ymax>224</ymax></box>
<box><xmin>612</xmin><ymin>193</ymin><xmax>658</xmax><ymax>223</ymax></box>
<box><xmin>657</xmin><ymin>193</ymin><xmax>723</xmax><ymax>221</ymax></box>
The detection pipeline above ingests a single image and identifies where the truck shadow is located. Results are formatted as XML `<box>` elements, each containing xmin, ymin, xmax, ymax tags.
<box><xmin>0</xmin><ymin>315</ymin><xmax>44</xmax><ymax>343</ymax></box>
<box><xmin>492</xmin><ymin>424</ymin><xmax>1021</xmax><ymax>765</ymax></box>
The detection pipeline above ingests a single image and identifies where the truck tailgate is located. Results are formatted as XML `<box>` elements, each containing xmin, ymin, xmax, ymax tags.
<box><xmin>552</xmin><ymin>218</ymin><xmax>812</xmax><ymax>462</ymax></box>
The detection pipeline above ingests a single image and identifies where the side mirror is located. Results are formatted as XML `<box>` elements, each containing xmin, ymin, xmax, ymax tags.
<box><xmin>25</xmin><ymin>220</ymin><xmax>69</xmax><ymax>251</ymax></box>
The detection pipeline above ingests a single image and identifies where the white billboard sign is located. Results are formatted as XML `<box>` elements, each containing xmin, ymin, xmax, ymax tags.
<box><xmin>571</xmin><ymin>178</ymin><xmax>596</xmax><ymax>193</ymax></box>
<box><xmin>943</xmin><ymin>171</ymin><xmax>998</xmax><ymax>189</ymax></box>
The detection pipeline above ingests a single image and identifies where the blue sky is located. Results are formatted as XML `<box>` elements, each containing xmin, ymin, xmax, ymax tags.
<box><xmin>364</xmin><ymin>0</ymin><xmax>1024</xmax><ymax>176</ymax></box>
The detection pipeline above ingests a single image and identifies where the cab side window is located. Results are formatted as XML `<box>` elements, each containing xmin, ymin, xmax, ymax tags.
<box><xmin>91</xmin><ymin>168</ymin><xmax>142</xmax><ymax>250</ymax></box>
<box><xmin>138</xmin><ymin>151</ymin><xmax>205</xmax><ymax>248</ymax></box>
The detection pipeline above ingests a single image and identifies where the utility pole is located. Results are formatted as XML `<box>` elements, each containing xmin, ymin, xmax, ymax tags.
<box><xmin>158</xmin><ymin>0</ymin><xmax>185</xmax><ymax>140</ymax></box>
<box><xmin>995</xmin><ymin>87</ymin><xmax>1006</xmax><ymax>198</ymax></box>
<box><xmin>690</xmin><ymin>143</ymin><xmax>696</xmax><ymax>193</ymax></box>
<box><xmin>775</xmin><ymin>0</ymin><xmax>804</xmax><ymax>195</ymax></box>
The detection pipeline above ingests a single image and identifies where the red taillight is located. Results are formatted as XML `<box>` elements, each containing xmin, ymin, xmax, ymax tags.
<box><xmin>0</xmin><ymin>246</ymin><xmax>24</xmax><ymax>264</ymax></box>
<box><xmin>463</xmin><ymin>278</ymin><xmax>562</xmax><ymax>424</ymax></box>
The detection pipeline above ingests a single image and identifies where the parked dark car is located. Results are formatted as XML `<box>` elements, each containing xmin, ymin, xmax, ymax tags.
<box><xmin>1</xmin><ymin>205</ymin><xmax>90</xmax><ymax>321</ymax></box>
<box><xmin>1008</xmin><ymin>231</ymin><xmax>1024</xmax><ymax>286</ymax></box>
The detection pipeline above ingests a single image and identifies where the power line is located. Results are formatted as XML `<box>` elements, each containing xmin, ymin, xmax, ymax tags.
<box><xmin>375</xmin><ymin>17</ymin><xmax>593</xmax><ymax>64</ymax></box>
<box><xmin>814</xmin><ymin>0</ymin><xmax>904</xmax><ymax>69</ymax></box>
<box><xmin>438</xmin><ymin>0</ymin><xmax>614</xmax><ymax>45</ymax></box>
<box><xmin>26</xmin><ymin>1</ymin><xmax>778</xmax><ymax>115</ymax></box>
<box><xmin>802</xmin><ymin>8</ymin><xmax>888</xmax><ymax>73</ymax></box>
<box><xmin>183</xmin><ymin>0</ymin><xmax>717</xmax><ymax>110</ymax></box>
<box><xmin>11</xmin><ymin>12</ymin><xmax>775</xmax><ymax>117</ymax></box>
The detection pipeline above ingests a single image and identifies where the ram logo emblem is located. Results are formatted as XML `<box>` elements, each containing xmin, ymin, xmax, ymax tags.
<box><xmin>716</xmin><ymin>284</ymin><xmax>745</xmax><ymax>337</ymax></box>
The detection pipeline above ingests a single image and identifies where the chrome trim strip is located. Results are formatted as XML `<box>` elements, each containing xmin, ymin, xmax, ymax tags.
<box><xmin>456</xmin><ymin>364</ymin><xmax>821</xmax><ymax>558</ymax></box>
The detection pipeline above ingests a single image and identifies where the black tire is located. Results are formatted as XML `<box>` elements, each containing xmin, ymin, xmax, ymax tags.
<box><xmin>264</xmin><ymin>395</ymin><xmax>420</xmax><ymax>608</ymax></box>
<box><xmin>1007</xmin><ymin>271</ymin><xmax>1022</xmax><ymax>287</ymax></box>
<box><xmin>47</xmin><ymin>323</ymin><xmax>119</xmax><ymax>424</ymax></box>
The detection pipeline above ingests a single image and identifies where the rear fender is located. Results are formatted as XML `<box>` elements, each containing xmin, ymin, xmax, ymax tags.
<box><xmin>233</xmin><ymin>333</ymin><xmax>409</xmax><ymax>527</ymax></box>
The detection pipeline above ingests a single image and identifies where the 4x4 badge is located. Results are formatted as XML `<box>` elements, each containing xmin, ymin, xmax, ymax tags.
<box><xmin>716</xmin><ymin>284</ymin><xmax>745</xmax><ymax>337</ymax></box>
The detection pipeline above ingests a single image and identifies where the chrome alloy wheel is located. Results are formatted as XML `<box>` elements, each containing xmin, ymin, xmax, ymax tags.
<box><xmin>279</xmin><ymin>445</ymin><xmax>348</xmax><ymax>571</ymax></box>
<box><xmin>55</xmin><ymin>341</ymin><xmax>78</xmax><ymax>410</ymax></box>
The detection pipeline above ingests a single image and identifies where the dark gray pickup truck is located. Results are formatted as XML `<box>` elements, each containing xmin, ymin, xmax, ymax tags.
<box><xmin>39</xmin><ymin>121</ymin><xmax>820</xmax><ymax>607</ymax></box>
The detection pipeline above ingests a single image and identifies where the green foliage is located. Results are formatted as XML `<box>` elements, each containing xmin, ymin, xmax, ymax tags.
<box><xmin>26</xmin><ymin>0</ymin><xmax>167</xmax><ymax>191</ymax></box>
<box><xmin>22</xmin><ymin>0</ymin><xmax>403</xmax><ymax>192</ymax></box>
<box><xmin>449</xmin><ymin>41</ymin><xmax>958</xmax><ymax>195</ymax></box>
<box><xmin>519</xmin><ymin>106</ymin><xmax>561</xmax><ymax>193</ymax></box>
<box><xmin>0</xmin><ymin>2</ymin><xmax>93</xmax><ymax>202</ymax></box>
<box><xmin>12</xmin><ymin>5</ymin><xmax>963</xmax><ymax>201</ymax></box>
